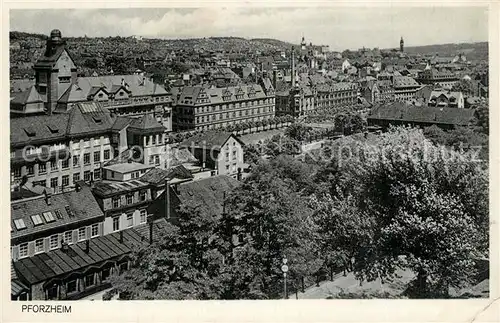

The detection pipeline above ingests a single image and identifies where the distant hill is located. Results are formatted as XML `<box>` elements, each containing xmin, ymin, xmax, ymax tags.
<box><xmin>10</xmin><ymin>31</ymin><xmax>47</xmax><ymax>41</ymax></box>
<box><xmin>400</xmin><ymin>42</ymin><xmax>488</xmax><ymax>61</ymax></box>
<box><xmin>251</xmin><ymin>38</ymin><xmax>296</xmax><ymax>49</ymax></box>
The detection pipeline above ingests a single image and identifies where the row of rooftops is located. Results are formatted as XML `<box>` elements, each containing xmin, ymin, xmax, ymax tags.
<box><xmin>10</xmin><ymin>102</ymin><xmax>165</xmax><ymax>147</ymax></box>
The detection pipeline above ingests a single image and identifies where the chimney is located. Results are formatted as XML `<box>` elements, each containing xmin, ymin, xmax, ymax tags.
<box><xmin>85</xmin><ymin>240</ymin><xmax>90</xmax><ymax>253</ymax></box>
<box><xmin>142</xmin><ymin>77</ymin><xmax>146</xmax><ymax>85</ymax></box>
<box><xmin>61</xmin><ymin>239</ymin><xmax>69</xmax><ymax>252</ymax></box>
<box><xmin>75</xmin><ymin>183</ymin><xmax>82</xmax><ymax>192</ymax></box>
<box><xmin>121</xmin><ymin>78</ymin><xmax>125</xmax><ymax>86</ymax></box>
<box><xmin>237</xmin><ymin>167</ymin><xmax>242</xmax><ymax>181</ymax></box>
<box><xmin>291</xmin><ymin>47</ymin><xmax>295</xmax><ymax>88</ymax></box>
<box><xmin>149</xmin><ymin>221</ymin><xmax>154</xmax><ymax>244</ymax></box>
<box><xmin>165</xmin><ymin>178</ymin><xmax>171</xmax><ymax>219</ymax></box>
<box><xmin>119</xmin><ymin>230</ymin><xmax>124</xmax><ymax>243</ymax></box>
<box><xmin>44</xmin><ymin>189</ymin><xmax>52</xmax><ymax>205</ymax></box>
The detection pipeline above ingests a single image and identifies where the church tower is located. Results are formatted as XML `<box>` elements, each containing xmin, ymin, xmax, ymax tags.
<box><xmin>301</xmin><ymin>36</ymin><xmax>306</xmax><ymax>51</ymax></box>
<box><xmin>400</xmin><ymin>36</ymin><xmax>404</xmax><ymax>52</ymax></box>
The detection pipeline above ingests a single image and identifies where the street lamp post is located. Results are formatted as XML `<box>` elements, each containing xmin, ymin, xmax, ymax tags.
<box><xmin>281</xmin><ymin>256</ymin><xmax>289</xmax><ymax>299</ymax></box>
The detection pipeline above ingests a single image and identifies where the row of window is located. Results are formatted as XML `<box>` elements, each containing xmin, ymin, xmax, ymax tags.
<box><xmin>17</xmin><ymin>224</ymin><xmax>100</xmax><ymax>259</ymax></box>
<box><xmin>12</xmin><ymin>150</ymin><xmax>110</xmax><ymax>179</ymax></box>
<box><xmin>31</xmin><ymin>169</ymin><xmax>101</xmax><ymax>189</ymax></box>
<box><xmin>111</xmin><ymin>193</ymin><xmax>148</xmax><ymax>209</ymax></box>
<box><xmin>112</xmin><ymin>210</ymin><xmax>148</xmax><ymax>231</ymax></box>
<box><xmin>185</xmin><ymin>98</ymin><xmax>275</xmax><ymax>114</ymax></box>
<box><xmin>194</xmin><ymin>107</ymin><xmax>272</xmax><ymax>124</ymax></box>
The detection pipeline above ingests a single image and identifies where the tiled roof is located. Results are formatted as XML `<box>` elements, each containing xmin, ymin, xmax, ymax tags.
<box><xmin>177</xmin><ymin>84</ymin><xmax>267</xmax><ymax>106</ymax></box>
<box><xmin>128</xmin><ymin>113</ymin><xmax>165</xmax><ymax>133</ymax></box>
<box><xmin>429</xmin><ymin>90</ymin><xmax>463</xmax><ymax>101</ymax></box>
<box><xmin>10</xmin><ymin>79</ymin><xmax>35</xmax><ymax>94</ymax></box>
<box><xmin>11</xmin><ymin>184</ymin><xmax>103</xmax><ymax>240</ymax></box>
<box><xmin>13</xmin><ymin>219</ymin><xmax>168</xmax><ymax>285</ymax></box>
<box><xmin>11</xmin><ymin>85</ymin><xmax>44</xmax><ymax>105</ymax></box>
<box><xmin>91</xmin><ymin>178</ymin><xmax>149</xmax><ymax>197</ymax></box>
<box><xmin>165</xmin><ymin>148</ymin><xmax>199</xmax><ymax>168</ymax></box>
<box><xmin>66</xmin><ymin>102</ymin><xmax>115</xmax><ymax>138</ymax></box>
<box><xmin>179</xmin><ymin>131</ymin><xmax>243</xmax><ymax>150</ymax></box>
<box><xmin>58</xmin><ymin>75</ymin><xmax>168</xmax><ymax>104</ymax></box>
<box><xmin>140</xmin><ymin>165</ymin><xmax>194</xmax><ymax>185</ymax></box>
<box><xmin>393</xmin><ymin>76</ymin><xmax>420</xmax><ymax>88</ymax></box>
<box><xmin>174</xmin><ymin>175</ymin><xmax>240</xmax><ymax>217</ymax></box>
<box><xmin>111</xmin><ymin>116</ymin><xmax>133</xmax><ymax>131</ymax></box>
<box><xmin>368</xmin><ymin>101</ymin><xmax>475</xmax><ymax>126</ymax></box>
<box><xmin>10</xmin><ymin>114</ymin><xmax>70</xmax><ymax>147</ymax></box>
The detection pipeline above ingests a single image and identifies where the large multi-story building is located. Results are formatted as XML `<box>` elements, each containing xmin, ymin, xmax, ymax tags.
<box><xmin>416</xmin><ymin>68</ymin><xmax>459</xmax><ymax>90</ymax></box>
<box><xmin>173</xmin><ymin>84</ymin><xmax>275</xmax><ymax>131</ymax></box>
<box><xmin>10</xmin><ymin>29</ymin><xmax>172</xmax><ymax>131</ymax></box>
<box><xmin>315</xmin><ymin>82</ymin><xmax>358</xmax><ymax>111</ymax></box>
<box><xmin>10</xmin><ymin>102</ymin><xmax>116</xmax><ymax>192</ymax></box>
<box><xmin>393</xmin><ymin>76</ymin><xmax>421</xmax><ymax>102</ymax></box>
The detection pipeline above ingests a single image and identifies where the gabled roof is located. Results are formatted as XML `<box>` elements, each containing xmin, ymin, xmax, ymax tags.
<box><xmin>12</xmin><ymin>219</ymin><xmax>168</xmax><ymax>285</ymax></box>
<box><xmin>10</xmin><ymin>114</ymin><xmax>70</xmax><ymax>147</ymax></box>
<box><xmin>128</xmin><ymin>113</ymin><xmax>165</xmax><ymax>133</ymax></box>
<box><xmin>91</xmin><ymin>177</ymin><xmax>150</xmax><ymax>197</ymax></box>
<box><xmin>66</xmin><ymin>102</ymin><xmax>115</xmax><ymax>138</ymax></box>
<box><xmin>393</xmin><ymin>76</ymin><xmax>420</xmax><ymax>88</ymax></box>
<box><xmin>368</xmin><ymin>101</ymin><xmax>475</xmax><ymax>126</ymax></box>
<box><xmin>11</xmin><ymin>184</ymin><xmax>103</xmax><ymax>240</ymax></box>
<box><xmin>11</xmin><ymin>85</ymin><xmax>44</xmax><ymax>105</ymax></box>
<box><xmin>140</xmin><ymin>165</ymin><xmax>194</xmax><ymax>185</ymax></box>
<box><xmin>176</xmin><ymin>175</ymin><xmax>240</xmax><ymax>216</ymax></box>
<box><xmin>179</xmin><ymin>131</ymin><xmax>244</xmax><ymax>150</ymax></box>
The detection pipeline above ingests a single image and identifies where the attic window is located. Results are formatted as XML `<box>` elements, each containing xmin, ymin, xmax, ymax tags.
<box><xmin>98</xmin><ymin>93</ymin><xmax>104</xmax><ymax>98</ymax></box>
<box><xmin>92</xmin><ymin>116</ymin><xmax>103</xmax><ymax>124</ymax></box>
<box><xmin>31</xmin><ymin>214</ymin><xmax>44</xmax><ymax>226</ymax></box>
<box><xmin>47</xmin><ymin>125</ymin><xmax>59</xmax><ymax>133</ymax></box>
<box><xmin>42</xmin><ymin>211</ymin><xmax>56</xmax><ymax>223</ymax></box>
<box><xmin>65</xmin><ymin>205</ymin><xmax>74</xmax><ymax>217</ymax></box>
<box><xmin>24</xmin><ymin>127</ymin><xmax>36</xmax><ymax>137</ymax></box>
<box><xmin>187</xmin><ymin>190</ymin><xmax>193</xmax><ymax>196</ymax></box>
<box><xmin>13</xmin><ymin>219</ymin><xmax>27</xmax><ymax>230</ymax></box>
<box><xmin>54</xmin><ymin>209</ymin><xmax>63</xmax><ymax>219</ymax></box>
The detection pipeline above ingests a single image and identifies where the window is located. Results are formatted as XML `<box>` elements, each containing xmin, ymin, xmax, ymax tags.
<box><xmin>152</xmin><ymin>136</ymin><xmax>156</xmax><ymax>145</ymax></box>
<box><xmin>35</xmin><ymin>239</ymin><xmax>44</xmax><ymax>254</ymax></box>
<box><xmin>54</xmin><ymin>209</ymin><xmax>63</xmax><ymax>219</ymax></box>
<box><xmin>85</xmin><ymin>273</ymin><xmax>95</xmax><ymax>288</ymax></box>
<box><xmin>155</xmin><ymin>155</ymin><xmax>160</xmax><ymax>165</ymax></box>
<box><xmin>73</xmin><ymin>156</ymin><xmax>79</xmax><ymax>167</ymax></box>
<box><xmin>127</xmin><ymin>213</ymin><xmax>133</xmax><ymax>227</ymax></box>
<box><xmin>84</xmin><ymin>170</ymin><xmax>91</xmax><ymax>181</ymax></box>
<box><xmin>50</xmin><ymin>177</ymin><xmax>58</xmax><ymax>188</ymax></box>
<box><xmin>62</xmin><ymin>175</ymin><xmax>69</xmax><ymax>187</ymax></box>
<box><xmin>94</xmin><ymin>169</ymin><xmax>101</xmax><ymax>180</ymax></box>
<box><xmin>66</xmin><ymin>280</ymin><xmax>77</xmax><ymax>294</ymax></box>
<box><xmin>84</xmin><ymin>153</ymin><xmax>90</xmax><ymax>165</ymax></box>
<box><xmin>38</xmin><ymin>163</ymin><xmax>46</xmax><ymax>174</ymax></box>
<box><xmin>112</xmin><ymin>217</ymin><xmax>120</xmax><ymax>232</ymax></box>
<box><xmin>14</xmin><ymin>219</ymin><xmax>27</xmax><ymax>230</ymax></box>
<box><xmin>13</xmin><ymin>167</ymin><xmax>22</xmax><ymax>178</ymax></box>
<box><xmin>126</xmin><ymin>194</ymin><xmax>133</xmax><ymax>205</ymax></box>
<box><xmin>19</xmin><ymin>243</ymin><xmax>28</xmax><ymax>258</ymax></box>
<box><xmin>119</xmin><ymin>262</ymin><xmax>129</xmax><ymax>273</ymax></box>
<box><xmin>27</xmin><ymin>165</ymin><xmax>34</xmax><ymax>176</ymax></box>
<box><xmin>73</xmin><ymin>172</ymin><xmax>80</xmax><ymax>183</ymax></box>
<box><xmin>49</xmin><ymin>235</ymin><xmax>59</xmax><ymax>250</ymax></box>
<box><xmin>42</xmin><ymin>212</ymin><xmax>55</xmax><ymax>223</ymax></box>
<box><xmin>64</xmin><ymin>231</ymin><xmax>73</xmax><ymax>244</ymax></box>
<box><xmin>31</xmin><ymin>214</ymin><xmax>43</xmax><ymax>226</ymax></box>
<box><xmin>140</xmin><ymin>209</ymin><xmax>147</xmax><ymax>223</ymax></box>
<box><xmin>91</xmin><ymin>223</ymin><xmax>99</xmax><ymax>237</ymax></box>
<box><xmin>101</xmin><ymin>268</ymin><xmax>111</xmax><ymax>282</ymax></box>
<box><xmin>139</xmin><ymin>191</ymin><xmax>146</xmax><ymax>201</ymax></box>
<box><xmin>104</xmin><ymin>150</ymin><xmax>110</xmax><ymax>160</ymax></box>
<box><xmin>93</xmin><ymin>151</ymin><xmax>100</xmax><ymax>163</ymax></box>
<box><xmin>112</xmin><ymin>197</ymin><xmax>120</xmax><ymax>208</ymax></box>
<box><xmin>78</xmin><ymin>227</ymin><xmax>86</xmax><ymax>241</ymax></box>
<box><xmin>61</xmin><ymin>159</ymin><xmax>69</xmax><ymax>169</ymax></box>
<box><xmin>46</xmin><ymin>284</ymin><xmax>58</xmax><ymax>300</ymax></box>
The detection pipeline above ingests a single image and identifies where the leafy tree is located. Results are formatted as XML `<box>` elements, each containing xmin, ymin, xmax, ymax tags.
<box><xmin>285</xmin><ymin>123</ymin><xmax>312</xmax><ymax>142</ymax></box>
<box><xmin>451</xmin><ymin>79</ymin><xmax>474</xmax><ymax>96</ymax></box>
<box><xmin>474</xmin><ymin>103</ymin><xmax>489</xmax><ymax>135</ymax></box>
<box><xmin>316</xmin><ymin>127</ymin><xmax>488</xmax><ymax>298</ymax></box>
<box><xmin>110</xmin><ymin>205</ymin><xmax>226</xmax><ymax>300</ymax></box>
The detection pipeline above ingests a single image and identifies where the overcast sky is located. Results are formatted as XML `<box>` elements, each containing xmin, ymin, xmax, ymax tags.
<box><xmin>10</xmin><ymin>7</ymin><xmax>488</xmax><ymax>50</ymax></box>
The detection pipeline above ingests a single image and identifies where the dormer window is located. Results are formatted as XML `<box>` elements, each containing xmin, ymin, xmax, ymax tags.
<box><xmin>24</xmin><ymin>127</ymin><xmax>36</xmax><ymax>137</ymax></box>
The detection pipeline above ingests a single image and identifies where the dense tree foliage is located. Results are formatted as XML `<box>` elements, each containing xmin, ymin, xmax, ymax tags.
<box><xmin>111</xmin><ymin>126</ymin><xmax>488</xmax><ymax>299</ymax></box>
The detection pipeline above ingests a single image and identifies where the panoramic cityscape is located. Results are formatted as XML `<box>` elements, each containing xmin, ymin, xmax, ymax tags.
<box><xmin>9</xmin><ymin>7</ymin><xmax>489</xmax><ymax>301</ymax></box>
